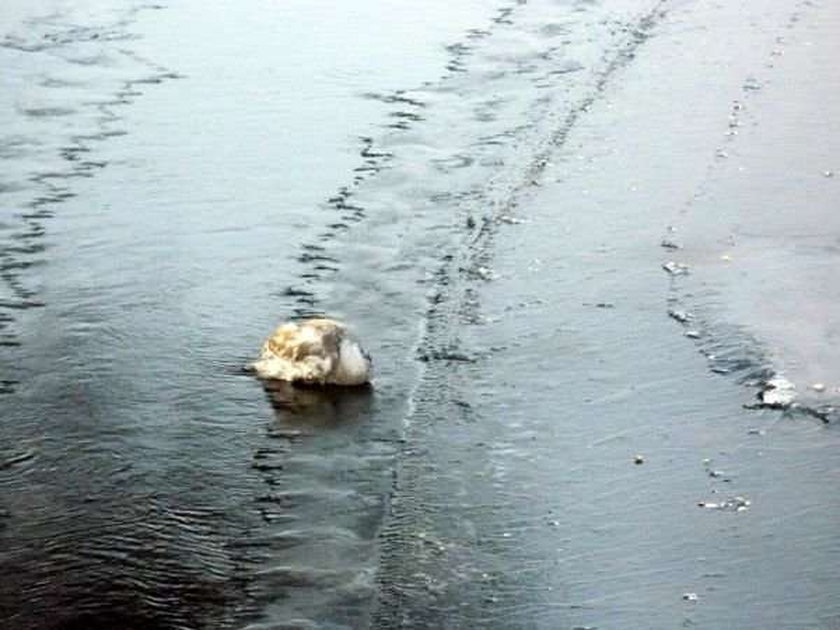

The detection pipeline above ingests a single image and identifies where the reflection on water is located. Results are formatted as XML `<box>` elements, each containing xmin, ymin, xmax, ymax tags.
<box><xmin>261</xmin><ymin>380</ymin><xmax>375</xmax><ymax>429</ymax></box>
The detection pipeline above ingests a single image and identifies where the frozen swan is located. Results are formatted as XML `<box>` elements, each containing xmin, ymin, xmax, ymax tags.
<box><xmin>252</xmin><ymin>318</ymin><xmax>372</xmax><ymax>386</ymax></box>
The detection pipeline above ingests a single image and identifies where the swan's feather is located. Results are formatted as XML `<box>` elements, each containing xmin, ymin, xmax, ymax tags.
<box><xmin>252</xmin><ymin>318</ymin><xmax>372</xmax><ymax>386</ymax></box>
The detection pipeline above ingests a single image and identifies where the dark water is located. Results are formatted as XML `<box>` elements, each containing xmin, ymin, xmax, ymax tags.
<box><xmin>2</xmin><ymin>0</ymin><xmax>839</xmax><ymax>629</ymax></box>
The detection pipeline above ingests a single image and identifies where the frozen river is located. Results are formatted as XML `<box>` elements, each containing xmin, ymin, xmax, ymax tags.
<box><xmin>1</xmin><ymin>1</ymin><xmax>838</xmax><ymax>628</ymax></box>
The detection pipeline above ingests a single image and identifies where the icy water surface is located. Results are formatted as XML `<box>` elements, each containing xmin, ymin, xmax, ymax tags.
<box><xmin>2</xmin><ymin>0</ymin><xmax>839</xmax><ymax>628</ymax></box>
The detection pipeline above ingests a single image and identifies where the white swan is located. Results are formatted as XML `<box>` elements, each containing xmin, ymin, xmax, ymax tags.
<box><xmin>252</xmin><ymin>318</ymin><xmax>372</xmax><ymax>386</ymax></box>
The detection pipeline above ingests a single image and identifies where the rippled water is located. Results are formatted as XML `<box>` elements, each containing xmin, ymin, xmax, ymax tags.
<box><xmin>0</xmin><ymin>1</ymin><xmax>500</xmax><ymax>627</ymax></box>
<box><xmin>2</xmin><ymin>0</ymin><xmax>839</xmax><ymax>628</ymax></box>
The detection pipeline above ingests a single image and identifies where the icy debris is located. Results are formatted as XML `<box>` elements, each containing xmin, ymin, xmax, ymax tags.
<box><xmin>810</xmin><ymin>383</ymin><xmax>826</xmax><ymax>393</ymax></box>
<box><xmin>761</xmin><ymin>389</ymin><xmax>795</xmax><ymax>407</ymax></box>
<box><xmin>474</xmin><ymin>266</ymin><xmax>496</xmax><ymax>281</ymax></box>
<box><xmin>760</xmin><ymin>377</ymin><xmax>796</xmax><ymax>408</ymax></box>
<box><xmin>703</xmin><ymin>458</ymin><xmax>730</xmax><ymax>481</ymax></box>
<box><xmin>668</xmin><ymin>308</ymin><xmax>692</xmax><ymax>323</ymax></box>
<box><xmin>685</xmin><ymin>330</ymin><xmax>701</xmax><ymax>339</ymax></box>
<box><xmin>662</xmin><ymin>261</ymin><xmax>690</xmax><ymax>275</ymax></box>
<box><xmin>634</xmin><ymin>454</ymin><xmax>645</xmax><ymax>465</ymax></box>
<box><xmin>698</xmin><ymin>496</ymin><xmax>750</xmax><ymax>512</ymax></box>
<box><xmin>731</xmin><ymin>496</ymin><xmax>751</xmax><ymax>512</ymax></box>
<box><xmin>660</xmin><ymin>238</ymin><xmax>681</xmax><ymax>250</ymax></box>
<box><xmin>497</xmin><ymin>214</ymin><xmax>524</xmax><ymax>225</ymax></box>
<box><xmin>682</xmin><ymin>592</ymin><xmax>699</xmax><ymax>602</ymax></box>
